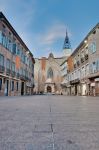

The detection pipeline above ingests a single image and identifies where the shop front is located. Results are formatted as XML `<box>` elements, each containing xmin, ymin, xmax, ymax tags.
<box><xmin>70</xmin><ymin>79</ymin><xmax>80</xmax><ymax>95</ymax></box>
<box><xmin>95</xmin><ymin>78</ymin><xmax>99</xmax><ymax>96</ymax></box>
<box><xmin>88</xmin><ymin>76</ymin><xmax>99</xmax><ymax>96</ymax></box>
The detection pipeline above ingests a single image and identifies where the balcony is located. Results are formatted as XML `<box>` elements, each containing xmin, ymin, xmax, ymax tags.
<box><xmin>85</xmin><ymin>54</ymin><xmax>88</xmax><ymax>60</ymax></box>
<box><xmin>81</xmin><ymin>57</ymin><xmax>84</xmax><ymax>63</ymax></box>
<box><xmin>6</xmin><ymin>68</ymin><xmax>11</xmax><ymax>75</ymax></box>
<box><xmin>11</xmin><ymin>71</ymin><xmax>16</xmax><ymax>77</ymax></box>
<box><xmin>0</xmin><ymin>65</ymin><xmax>5</xmax><ymax>73</ymax></box>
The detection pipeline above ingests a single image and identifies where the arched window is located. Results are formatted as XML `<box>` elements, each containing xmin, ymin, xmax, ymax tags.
<box><xmin>47</xmin><ymin>68</ymin><xmax>53</xmax><ymax>79</ymax></box>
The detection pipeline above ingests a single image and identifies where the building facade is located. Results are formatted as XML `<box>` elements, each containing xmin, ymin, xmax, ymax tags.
<box><xmin>34</xmin><ymin>31</ymin><xmax>72</xmax><ymax>94</ymax></box>
<box><xmin>60</xmin><ymin>31</ymin><xmax>72</xmax><ymax>94</ymax></box>
<box><xmin>34</xmin><ymin>53</ymin><xmax>65</xmax><ymax>94</ymax></box>
<box><xmin>88</xmin><ymin>24</ymin><xmax>99</xmax><ymax>96</ymax></box>
<box><xmin>0</xmin><ymin>12</ymin><xmax>35</xmax><ymax>96</ymax></box>
<box><xmin>65</xmin><ymin>23</ymin><xmax>99</xmax><ymax>96</ymax></box>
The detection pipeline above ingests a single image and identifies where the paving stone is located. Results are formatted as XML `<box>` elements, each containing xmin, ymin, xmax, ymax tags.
<box><xmin>0</xmin><ymin>95</ymin><xmax>99</xmax><ymax>149</ymax></box>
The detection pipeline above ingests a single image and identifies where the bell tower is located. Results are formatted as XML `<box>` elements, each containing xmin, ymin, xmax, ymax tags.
<box><xmin>63</xmin><ymin>30</ymin><xmax>72</xmax><ymax>57</ymax></box>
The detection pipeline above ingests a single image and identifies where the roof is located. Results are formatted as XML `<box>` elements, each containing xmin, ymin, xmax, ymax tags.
<box><xmin>60</xmin><ymin>58</ymin><xmax>67</xmax><ymax>66</ymax></box>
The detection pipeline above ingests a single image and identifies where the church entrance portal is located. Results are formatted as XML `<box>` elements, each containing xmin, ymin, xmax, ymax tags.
<box><xmin>47</xmin><ymin>86</ymin><xmax>52</xmax><ymax>93</ymax></box>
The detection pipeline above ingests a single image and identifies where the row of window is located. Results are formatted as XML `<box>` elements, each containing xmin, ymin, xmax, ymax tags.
<box><xmin>0</xmin><ymin>30</ymin><xmax>33</xmax><ymax>67</ymax></box>
<box><xmin>74</xmin><ymin>42</ymin><xmax>96</xmax><ymax>63</ymax></box>
<box><xmin>67</xmin><ymin>60</ymin><xmax>99</xmax><ymax>81</ymax></box>
<box><xmin>0</xmin><ymin>54</ymin><xmax>33</xmax><ymax>78</ymax></box>
<box><xmin>67</xmin><ymin>64</ymin><xmax>89</xmax><ymax>81</ymax></box>
<box><xmin>89</xmin><ymin>60</ymin><xmax>99</xmax><ymax>74</ymax></box>
<box><xmin>74</xmin><ymin>48</ymin><xmax>88</xmax><ymax>63</ymax></box>
<box><xmin>0</xmin><ymin>54</ymin><xmax>15</xmax><ymax>72</ymax></box>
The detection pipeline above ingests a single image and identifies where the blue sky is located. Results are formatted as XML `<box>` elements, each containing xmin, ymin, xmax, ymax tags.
<box><xmin>0</xmin><ymin>0</ymin><xmax>99</xmax><ymax>58</ymax></box>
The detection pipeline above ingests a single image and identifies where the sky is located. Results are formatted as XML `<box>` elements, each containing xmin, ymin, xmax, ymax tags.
<box><xmin>0</xmin><ymin>0</ymin><xmax>99</xmax><ymax>58</ymax></box>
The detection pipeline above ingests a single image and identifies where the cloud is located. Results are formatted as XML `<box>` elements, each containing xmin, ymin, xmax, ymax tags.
<box><xmin>38</xmin><ymin>22</ymin><xmax>69</xmax><ymax>45</ymax></box>
<box><xmin>0</xmin><ymin>0</ymin><xmax>72</xmax><ymax>58</ymax></box>
<box><xmin>0</xmin><ymin>0</ymin><xmax>36</xmax><ymax>29</ymax></box>
<box><xmin>30</xmin><ymin>21</ymin><xmax>72</xmax><ymax>57</ymax></box>
<box><xmin>17</xmin><ymin>21</ymin><xmax>69</xmax><ymax>54</ymax></box>
<box><xmin>20</xmin><ymin>21</ymin><xmax>72</xmax><ymax>58</ymax></box>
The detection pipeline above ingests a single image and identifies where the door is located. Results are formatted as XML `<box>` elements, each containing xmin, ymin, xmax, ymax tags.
<box><xmin>6</xmin><ymin>80</ymin><xmax>9</xmax><ymax>96</ymax></box>
<box><xmin>0</xmin><ymin>78</ymin><xmax>2</xmax><ymax>91</ymax></box>
<box><xmin>82</xmin><ymin>84</ymin><xmax>86</xmax><ymax>95</ymax></box>
<box><xmin>4</xmin><ymin>80</ymin><xmax>9</xmax><ymax>96</ymax></box>
<box><xmin>47</xmin><ymin>86</ymin><xmax>52</xmax><ymax>93</ymax></box>
<box><xmin>21</xmin><ymin>82</ymin><xmax>24</xmax><ymax>95</ymax></box>
<box><xmin>75</xmin><ymin>85</ymin><xmax>77</xmax><ymax>95</ymax></box>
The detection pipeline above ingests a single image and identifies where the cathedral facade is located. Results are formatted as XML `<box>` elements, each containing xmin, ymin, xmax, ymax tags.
<box><xmin>34</xmin><ymin>31</ymin><xmax>72</xmax><ymax>94</ymax></box>
<box><xmin>34</xmin><ymin>53</ymin><xmax>65</xmax><ymax>94</ymax></box>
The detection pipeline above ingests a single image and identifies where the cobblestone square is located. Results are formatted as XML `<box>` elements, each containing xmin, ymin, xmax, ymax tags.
<box><xmin>0</xmin><ymin>95</ymin><xmax>99</xmax><ymax>149</ymax></box>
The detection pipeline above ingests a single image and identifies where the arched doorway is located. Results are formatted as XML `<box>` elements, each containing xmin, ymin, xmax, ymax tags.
<box><xmin>47</xmin><ymin>86</ymin><xmax>52</xmax><ymax>93</ymax></box>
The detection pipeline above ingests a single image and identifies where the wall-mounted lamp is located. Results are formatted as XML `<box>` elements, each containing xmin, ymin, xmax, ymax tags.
<box><xmin>84</xmin><ymin>40</ymin><xmax>87</xmax><ymax>44</ymax></box>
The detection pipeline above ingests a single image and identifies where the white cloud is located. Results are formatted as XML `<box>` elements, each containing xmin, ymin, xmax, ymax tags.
<box><xmin>38</xmin><ymin>22</ymin><xmax>69</xmax><ymax>45</ymax></box>
<box><xmin>0</xmin><ymin>0</ymin><xmax>36</xmax><ymax>29</ymax></box>
<box><xmin>20</xmin><ymin>21</ymin><xmax>72</xmax><ymax>58</ymax></box>
<box><xmin>30</xmin><ymin>21</ymin><xmax>72</xmax><ymax>57</ymax></box>
<box><xmin>0</xmin><ymin>1</ymin><xmax>72</xmax><ymax>58</ymax></box>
